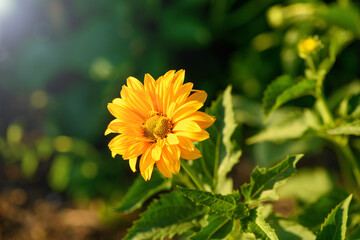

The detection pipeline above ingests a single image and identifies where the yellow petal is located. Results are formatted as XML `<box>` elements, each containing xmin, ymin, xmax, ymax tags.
<box><xmin>180</xmin><ymin>147</ymin><xmax>202</xmax><ymax>160</ymax></box>
<box><xmin>127</xmin><ymin>76</ymin><xmax>145</xmax><ymax>91</ymax></box>
<box><xmin>186</xmin><ymin>112</ymin><xmax>216</xmax><ymax>129</ymax></box>
<box><xmin>175</xmin><ymin>129</ymin><xmax>209</xmax><ymax>142</ymax></box>
<box><xmin>173</xmin><ymin>119</ymin><xmax>202</xmax><ymax>132</ymax></box>
<box><xmin>140</xmin><ymin>145</ymin><xmax>156</xmax><ymax>174</ymax></box>
<box><xmin>175</xmin><ymin>82</ymin><xmax>193</xmax><ymax>104</ymax></box>
<box><xmin>187</xmin><ymin>90</ymin><xmax>207</xmax><ymax>103</ymax></box>
<box><xmin>129</xmin><ymin>157</ymin><xmax>137</xmax><ymax>172</ymax></box>
<box><xmin>177</xmin><ymin>136</ymin><xmax>195</xmax><ymax>151</ymax></box>
<box><xmin>105</xmin><ymin>128</ymin><xmax>113</xmax><ymax>135</ymax></box>
<box><xmin>170</xmin><ymin>101</ymin><xmax>203</xmax><ymax>123</ymax></box>
<box><xmin>167</xmin><ymin>133</ymin><xmax>179</xmax><ymax>145</ymax></box>
<box><xmin>141</xmin><ymin>162</ymin><xmax>154</xmax><ymax>181</ymax></box>
<box><xmin>156</xmin><ymin>158</ymin><xmax>172</xmax><ymax>178</ymax></box>
<box><xmin>151</xmin><ymin>141</ymin><xmax>163</xmax><ymax>161</ymax></box>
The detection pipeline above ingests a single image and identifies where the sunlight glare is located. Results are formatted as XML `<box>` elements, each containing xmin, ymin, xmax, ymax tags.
<box><xmin>0</xmin><ymin>0</ymin><xmax>14</xmax><ymax>17</ymax></box>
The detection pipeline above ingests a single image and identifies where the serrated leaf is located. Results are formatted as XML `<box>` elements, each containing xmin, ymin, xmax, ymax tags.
<box><xmin>190</xmin><ymin>215</ymin><xmax>233</xmax><ymax>240</ymax></box>
<box><xmin>263</xmin><ymin>76</ymin><xmax>317</xmax><ymax>119</ymax></box>
<box><xmin>316</xmin><ymin>194</ymin><xmax>352</xmax><ymax>240</ymax></box>
<box><xmin>247</xmin><ymin>109</ymin><xmax>319</xmax><ymax>144</ymax></box>
<box><xmin>177</xmin><ymin>186</ymin><xmax>248</xmax><ymax>220</ymax></box>
<box><xmin>124</xmin><ymin>191</ymin><xmax>204</xmax><ymax>240</ymax></box>
<box><xmin>297</xmin><ymin>189</ymin><xmax>348</xmax><ymax>231</ymax></box>
<box><xmin>117</xmin><ymin>171</ymin><xmax>171</xmax><ymax>213</ymax></box>
<box><xmin>326</xmin><ymin>121</ymin><xmax>360</xmax><ymax>136</ymax></box>
<box><xmin>241</xmin><ymin>154</ymin><xmax>303</xmax><ymax>202</ymax></box>
<box><xmin>245</xmin><ymin>207</ymin><xmax>279</xmax><ymax>240</ymax></box>
<box><xmin>187</xmin><ymin>86</ymin><xmax>241</xmax><ymax>193</ymax></box>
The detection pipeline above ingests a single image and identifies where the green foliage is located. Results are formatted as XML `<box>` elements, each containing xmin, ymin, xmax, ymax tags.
<box><xmin>186</xmin><ymin>85</ymin><xmax>241</xmax><ymax>193</ymax></box>
<box><xmin>190</xmin><ymin>215</ymin><xmax>233</xmax><ymax>240</ymax></box>
<box><xmin>117</xmin><ymin>172</ymin><xmax>171</xmax><ymax>213</ymax></box>
<box><xmin>241</xmin><ymin>155</ymin><xmax>303</xmax><ymax>202</ymax></box>
<box><xmin>124</xmin><ymin>192</ymin><xmax>204</xmax><ymax>240</ymax></box>
<box><xmin>263</xmin><ymin>76</ymin><xmax>317</xmax><ymax>119</ymax></box>
<box><xmin>178</xmin><ymin>187</ymin><xmax>248</xmax><ymax>220</ymax></box>
<box><xmin>247</xmin><ymin>109</ymin><xmax>319</xmax><ymax>144</ymax></box>
<box><xmin>297</xmin><ymin>189</ymin><xmax>349</xmax><ymax>231</ymax></box>
<box><xmin>242</xmin><ymin>207</ymin><xmax>279</xmax><ymax>240</ymax></box>
<box><xmin>316</xmin><ymin>194</ymin><xmax>352</xmax><ymax>240</ymax></box>
<box><xmin>272</xmin><ymin>219</ymin><xmax>315</xmax><ymax>240</ymax></box>
<box><xmin>263</xmin><ymin>75</ymin><xmax>293</xmax><ymax>118</ymax></box>
<box><xmin>326</xmin><ymin>121</ymin><xmax>360</xmax><ymax>136</ymax></box>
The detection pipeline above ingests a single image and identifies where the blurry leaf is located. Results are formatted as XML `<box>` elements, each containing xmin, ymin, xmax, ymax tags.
<box><xmin>247</xmin><ymin>109</ymin><xmax>319</xmax><ymax>144</ymax></box>
<box><xmin>244</xmin><ymin>207</ymin><xmax>279</xmax><ymax>240</ymax></box>
<box><xmin>241</xmin><ymin>154</ymin><xmax>303</xmax><ymax>202</ymax></box>
<box><xmin>326</xmin><ymin>121</ymin><xmax>360</xmax><ymax>136</ymax></box>
<box><xmin>263</xmin><ymin>75</ymin><xmax>293</xmax><ymax>118</ymax></box>
<box><xmin>316</xmin><ymin>194</ymin><xmax>352</xmax><ymax>240</ymax></box>
<box><xmin>253</xmin><ymin>138</ymin><xmax>323</xmax><ymax>168</ymax></box>
<box><xmin>190</xmin><ymin>215</ymin><xmax>233</xmax><ymax>240</ymax></box>
<box><xmin>48</xmin><ymin>155</ymin><xmax>72</xmax><ymax>191</ymax></box>
<box><xmin>117</xmin><ymin>171</ymin><xmax>171</xmax><ymax>213</ymax></box>
<box><xmin>327</xmin><ymin>28</ymin><xmax>354</xmax><ymax>61</ymax></box>
<box><xmin>124</xmin><ymin>191</ymin><xmax>204</xmax><ymax>240</ymax></box>
<box><xmin>232</xmin><ymin>95</ymin><xmax>263</xmax><ymax>127</ymax></box>
<box><xmin>328</xmin><ymin>81</ymin><xmax>360</xmax><ymax>111</ymax></box>
<box><xmin>273</xmin><ymin>219</ymin><xmax>315</xmax><ymax>240</ymax></box>
<box><xmin>178</xmin><ymin>187</ymin><xmax>248</xmax><ymax>220</ymax></box>
<box><xmin>22</xmin><ymin>151</ymin><xmax>39</xmax><ymax>178</ymax></box>
<box><xmin>319</xmin><ymin>4</ymin><xmax>360</xmax><ymax>37</ymax></box>
<box><xmin>278</xmin><ymin>168</ymin><xmax>333</xmax><ymax>204</ymax></box>
<box><xmin>188</xmin><ymin>86</ymin><xmax>241</xmax><ymax>193</ymax></box>
<box><xmin>263</xmin><ymin>76</ymin><xmax>316</xmax><ymax>119</ymax></box>
<box><xmin>297</xmin><ymin>189</ymin><xmax>349</xmax><ymax>231</ymax></box>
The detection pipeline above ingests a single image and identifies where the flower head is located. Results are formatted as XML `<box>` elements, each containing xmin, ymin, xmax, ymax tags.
<box><xmin>298</xmin><ymin>36</ymin><xmax>322</xmax><ymax>59</ymax></box>
<box><xmin>105</xmin><ymin>70</ymin><xmax>215</xmax><ymax>180</ymax></box>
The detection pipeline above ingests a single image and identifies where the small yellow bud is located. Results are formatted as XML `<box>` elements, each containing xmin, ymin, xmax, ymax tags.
<box><xmin>298</xmin><ymin>36</ymin><xmax>322</xmax><ymax>59</ymax></box>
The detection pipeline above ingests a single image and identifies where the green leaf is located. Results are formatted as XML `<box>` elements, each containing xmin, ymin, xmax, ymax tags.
<box><xmin>328</xmin><ymin>80</ymin><xmax>360</xmax><ymax>111</ymax></box>
<box><xmin>117</xmin><ymin>171</ymin><xmax>171</xmax><ymax>213</ymax></box>
<box><xmin>124</xmin><ymin>191</ymin><xmax>204</xmax><ymax>240</ymax></box>
<box><xmin>244</xmin><ymin>207</ymin><xmax>279</xmax><ymax>240</ymax></box>
<box><xmin>177</xmin><ymin>186</ymin><xmax>248</xmax><ymax>220</ymax></box>
<box><xmin>319</xmin><ymin>4</ymin><xmax>360</xmax><ymax>37</ymax></box>
<box><xmin>190</xmin><ymin>215</ymin><xmax>233</xmax><ymax>240</ymax></box>
<box><xmin>297</xmin><ymin>189</ymin><xmax>348</xmax><ymax>231</ymax></box>
<box><xmin>273</xmin><ymin>219</ymin><xmax>316</xmax><ymax>240</ymax></box>
<box><xmin>241</xmin><ymin>154</ymin><xmax>303</xmax><ymax>202</ymax></box>
<box><xmin>316</xmin><ymin>194</ymin><xmax>353</xmax><ymax>240</ymax></box>
<box><xmin>187</xmin><ymin>85</ymin><xmax>241</xmax><ymax>193</ymax></box>
<box><xmin>326</xmin><ymin>121</ymin><xmax>360</xmax><ymax>136</ymax></box>
<box><xmin>247</xmin><ymin>109</ymin><xmax>319</xmax><ymax>144</ymax></box>
<box><xmin>263</xmin><ymin>75</ymin><xmax>293</xmax><ymax>117</ymax></box>
<box><xmin>263</xmin><ymin>76</ymin><xmax>317</xmax><ymax>118</ymax></box>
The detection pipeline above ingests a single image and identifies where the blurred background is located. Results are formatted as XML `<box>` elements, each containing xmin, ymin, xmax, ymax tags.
<box><xmin>1</xmin><ymin>0</ymin><xmax>360</xmax><ymax>239</ymax></box>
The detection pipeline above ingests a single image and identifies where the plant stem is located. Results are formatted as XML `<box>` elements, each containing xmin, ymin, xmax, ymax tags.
<box><xmin>315</xmin><ymin>92</ymin><xmax>334</xmax><ymax>127</ymax></box>
<box><xmin>181</xmin><ymin>160</ymin><xmax>205</xmax><ymax>191</ymax></box>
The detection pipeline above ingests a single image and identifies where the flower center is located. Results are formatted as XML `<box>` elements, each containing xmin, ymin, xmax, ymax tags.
<box><xmin>143</xmin><ymin>113</ymin><xmax>172</xmax><ymax>140</ymax></box>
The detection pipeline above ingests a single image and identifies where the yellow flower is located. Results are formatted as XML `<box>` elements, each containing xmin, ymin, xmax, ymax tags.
<box><xmin>105</xmin><ymin>70</ymin><xmax>215</xmax><ymax>180</ymax></box>
<box><xmin>298</xmin><ymin>36</ymin><xmax>322</xmax><ymax>59</ymax></box>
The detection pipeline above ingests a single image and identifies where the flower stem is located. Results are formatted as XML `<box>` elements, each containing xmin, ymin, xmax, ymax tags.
<box><xmin>181</xmin><ymin>160</ymin><xmax>205</xmax><ymax>191</ymax></box>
